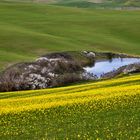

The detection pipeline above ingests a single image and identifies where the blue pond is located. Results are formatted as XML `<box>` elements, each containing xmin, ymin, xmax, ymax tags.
<box><xmin>84</xmin><ymin>58</ymin><xmax>140</xmax><ymax>77</ymax></box>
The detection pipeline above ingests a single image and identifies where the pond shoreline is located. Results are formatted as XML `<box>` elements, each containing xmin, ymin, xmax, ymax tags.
<box><xmin>0</xmin><ymin>51</ymin><xmax>140</xmax><ymax>92</ymax></box>
<box><xmin>84</xmin><ymin>57</ymin><xmax>140</xmax><ymax>78</ymax></box>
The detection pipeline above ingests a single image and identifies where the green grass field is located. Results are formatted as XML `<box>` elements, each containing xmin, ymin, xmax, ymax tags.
<box><xmin>3</xmin><ymin>0</ymin><xmax>140</xmax><ymax>7</ymax></box>
<box><xmin>0</xmin><ymin>74</ymin><xmax>140</xmax><ymax>139</ymax></box>
<box><xmin>0</xmin><ymin>1</ymin><xmax>140</xmax><ymax>69</ymax></box>
<box><xmin>54</xmin><ymin>0</ymin><xmax>140</xmax><ymax>8</ymax></box>
<box><xmin>0</xmin><ymin>1</ymin><xmax>140</xmax><ymax>139</ymax></box>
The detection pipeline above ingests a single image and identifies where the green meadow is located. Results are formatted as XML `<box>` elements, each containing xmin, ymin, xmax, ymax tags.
<box><xmin>55</xmin><ymin>0</ymin><xmax>140</xmax><ymax>8</ymax></box>
<box><xmin>0</xmin><ymin>1</ymin><xmax>140</xmax><ymax>68</ymax></box>
<box><xmin>0</xmin><ymin>1</ymin><xmax>140</xmax><ymax>139</ymax></box>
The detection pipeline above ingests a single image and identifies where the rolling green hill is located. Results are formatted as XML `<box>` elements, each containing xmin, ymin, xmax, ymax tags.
<box><xmin>54</xmin><ymin>0</ymin><xmax>140</xmax><ymax>8</ymax></box>
<box><xmin>0</xmin><ymin>1</ymin><xmax>140</xmax><ymax>69</ymax></box>
<box><xmin>0</xmin><ymin>1</ymin><xmax>140</xmax><ymax>139</ymax></box>
<box><xmin>2</xmin><ymin>0</ymin><xmax>140</xmax><ymax>7</ymax></box>
<box><xmin>56</xmin><ymin>0</ymin><xmax>140</xmax><ymax>8</ymax></box>
<box><xmin>0</xmin><ymin>74</ymin><xmax>140</xmax><ymax>139</ymax></box>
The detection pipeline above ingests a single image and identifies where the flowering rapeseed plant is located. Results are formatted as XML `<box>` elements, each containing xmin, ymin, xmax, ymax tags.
<box><xmin>0</xmin><ymin>74</ymin><xmax>140</xmax><ymax>139</ymax></box>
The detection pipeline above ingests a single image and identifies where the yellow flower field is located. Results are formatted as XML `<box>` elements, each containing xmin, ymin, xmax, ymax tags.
<box><xmin>0</xmin><ymin>74</ymin><xmax>140</xmax><ymax>139</ymax></box>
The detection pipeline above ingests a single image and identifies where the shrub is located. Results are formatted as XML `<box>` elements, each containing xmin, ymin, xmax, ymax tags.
<box><xmin>0</xmin><ymin>69</ymin><xmax>25</xmax><ymax>92</ymax></box>
<box><xmin>51</xmin><ymin>73</ymin><xmax>82</xmax><ymax>87</ymax></box>
<box><xmin>53</xmin><ymin>60</ymin><xmax>83</xmax><ymax>74</ymax></box>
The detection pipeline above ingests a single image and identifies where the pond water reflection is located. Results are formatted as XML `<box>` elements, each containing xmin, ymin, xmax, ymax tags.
<box><xmin>84</xmin><ymin>58</ymin><xmax>140</xmax><ymax>77</ymax></box>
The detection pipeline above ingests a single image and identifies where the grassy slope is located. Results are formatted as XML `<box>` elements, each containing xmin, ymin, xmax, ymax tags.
<box><xmin>0</xmin><ymin>1</ymin><xmax>140</xmax><ymax>69</ymax></box>
<box><xmin>55</xmin><ymin>0</ymin><xmax>140</xmax><ymax>8</ymax></box>
<box><xmin>0</xmin><ymin>1</ymin><xmax>140</xmax><ymax>139</ymax></box>
<box><xmin>0</xmin><ymin>74</ymin><xmax>140</xmax><ymax>139</ymax></box>
<box><xmin>6</xmin><ymin>0</ymin><xmax>140</xmax><ymax>7</ymax></box>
